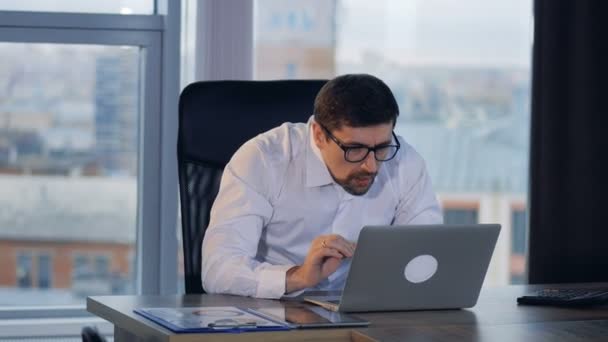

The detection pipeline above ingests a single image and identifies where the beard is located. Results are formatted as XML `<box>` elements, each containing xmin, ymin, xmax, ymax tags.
<box><xmin>334</xmin><ymin>171</ymin><xmax>377</xmax><ymax>196</ymax></box>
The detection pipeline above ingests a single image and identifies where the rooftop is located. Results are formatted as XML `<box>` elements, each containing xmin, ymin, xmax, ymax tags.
<box><xmin>0</xmin><ymin>175</ymin><xmax>136</xmax><ymax>243</ymax></box>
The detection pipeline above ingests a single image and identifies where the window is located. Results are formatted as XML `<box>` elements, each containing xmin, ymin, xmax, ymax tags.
<box><xmin>73</xmin><ymin>254</ymin><xmax>89</xmax><ymax>278</ymax></box>
<box><xmin>71</xmin><ymin>254</ymin><xmax>114</xmax><ymax>296</ymax></box>
<box><xmin>15</xmin><ymin>251</ymin><xmax>52</xmax><ymax>288</ymax></box>
<box><xmin>37</xmin><ymin>253</ymin><xmax>52</xmax><ymax>289</ymax></box>
<box><xmin>16</xmin><ymin>253</ymin><xmax>33</xmax><ymax>288</ymax></box>
<box><xmin>0</xmin><ymin>43</ymin><xmax>139</xmax><ymax>305</ymax></box>
<box><xmin>444</xmin><ymin>208</ymin><xmax>478</xmax><ymax>225</ymax></box>
<box><xmin>254</xmin><ymin>0</ymin><xmax>336</xmax><ymax>79</ymax></box>
<box><xmin>255</xmin><ymin>0</ymin><xmax>533</xmax><ymax>286</ymax></box>
<box><xmin>0</xmin><ymin>3</ymin><xmax>180</xmax><ymax>310</ymax></box>
<box><xmin>511</xmin><ymin>210</ymin><xmax>526</xmax><ymax>255</ymax></box>
<box><xmin>94</xmin><ymin>255</ymin><xmax>110</xmax><ymax>278</ymax></box>
<box><xmin>511</xmin><ymin>208</ymin><xmax>527</xmax><ymax>283</ymax></box>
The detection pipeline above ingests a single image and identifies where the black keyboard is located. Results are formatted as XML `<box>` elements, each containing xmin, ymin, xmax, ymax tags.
<box><xmin>517</xmin><ymin>288</ymin><xmax>608</xmax><ymax>306</ymax></box>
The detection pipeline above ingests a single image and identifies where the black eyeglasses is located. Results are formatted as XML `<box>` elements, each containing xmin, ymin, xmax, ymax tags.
<box><xmin>319</xmin><ymin>123</ymin><xmax>401</xmax><ymax>163</ymax></box>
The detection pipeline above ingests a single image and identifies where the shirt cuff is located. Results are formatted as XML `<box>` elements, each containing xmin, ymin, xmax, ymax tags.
<box><xmin>256</xmin><ymin>264</ymin><xmax>294</xmax><ymax>299</ymax></box>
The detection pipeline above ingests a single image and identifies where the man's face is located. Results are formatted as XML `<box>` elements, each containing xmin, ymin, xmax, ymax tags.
<box><xmin>312</xmin><ymin>121</ymin><xmax>394</xmax><ymax>196</ymax></box>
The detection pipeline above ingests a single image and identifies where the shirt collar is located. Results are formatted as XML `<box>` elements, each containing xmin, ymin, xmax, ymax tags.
<box><xmin>305</xmin><ymin>116</ymin><xmax>335</xmax><ymax>188</ymax></box>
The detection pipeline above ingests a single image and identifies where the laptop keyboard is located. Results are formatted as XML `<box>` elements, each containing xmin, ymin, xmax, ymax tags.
<box><xmin>517</xmin><ymin>288</ymin><xmax>608</xmax><ymax>306</ymax></box>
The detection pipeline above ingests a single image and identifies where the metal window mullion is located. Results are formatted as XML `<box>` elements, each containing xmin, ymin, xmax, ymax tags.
<box><xmin>136</xmin><ymin>31</ymin><xmax>164</xmax><ymax>296</ymax></box>
<box><xmin>156</xmin><ymin>0</ymin><xmax>180</xmax><ymax>295</ymax></box>
<box><xmin>0</xmin><ymin>22</ymin><xmax>172</xmax><ymax>304</ymax></box>
<box><xmin>0</xmin><ymin>11</ymin><xmax>163</xmax><ymax>31</ymax></box>
<box><xmin>0</xmin><ymin>27</ymin><xmax>159</xmax><ymax>45</ymax></box>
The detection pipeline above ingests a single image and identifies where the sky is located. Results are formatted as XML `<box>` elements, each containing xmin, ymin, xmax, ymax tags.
<box><xmin>0</xmin><ymin>0</ymin><xmax>534</xmax><ymax>68</ymax></box>
<box><xmin>336</xmin><ymin>0</ymin><xmax>534</xmax><ymax>68</ymax></box>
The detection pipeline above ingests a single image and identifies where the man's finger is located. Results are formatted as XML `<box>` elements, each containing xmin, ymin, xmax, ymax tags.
<box><xmin>320</xmin><ymin>247</ymin><xmax>344</xmax><ymax>259</ymax></box>
<box><xmin>330</xmin><ymin>235</ymin><xmax>357</xmax><ymax>253</ymax></box>
<box><xmin>322</xmin><ymin>239</ymin><xmax>353</xmax><ymax>257</ymax></box>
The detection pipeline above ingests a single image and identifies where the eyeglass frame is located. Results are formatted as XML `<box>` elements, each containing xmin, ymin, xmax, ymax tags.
<box><xmin>318</xmin><ymin>122</ymin><xmax>401</xmax><ymax>163</ymax></box>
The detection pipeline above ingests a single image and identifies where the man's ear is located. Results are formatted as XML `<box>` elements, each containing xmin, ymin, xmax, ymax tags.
<box><xmin>311</xmin><ymin>122</ymin><xmax>327</xmax><ymax>148</ymax></box>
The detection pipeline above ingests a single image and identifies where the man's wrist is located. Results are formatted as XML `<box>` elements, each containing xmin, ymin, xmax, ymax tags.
<box><xmin>285</xmin><ymin>265</ymin><xmax>307</xmax><ymax>294</ymax></box>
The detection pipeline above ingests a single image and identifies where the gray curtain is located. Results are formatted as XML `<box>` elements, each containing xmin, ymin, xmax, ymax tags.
<box><xmin>528</xmin><ymin>0</ymin><xmax>608</xmax><ymax>283</ymax></box>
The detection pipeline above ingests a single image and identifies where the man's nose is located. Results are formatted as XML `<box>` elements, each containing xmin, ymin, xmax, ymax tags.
<box><xmin>361</xmin><ymin>152</ymin><xmax>378</xmax><ymax>173</ymax></box>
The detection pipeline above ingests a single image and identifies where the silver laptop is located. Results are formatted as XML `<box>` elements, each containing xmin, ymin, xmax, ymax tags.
<box><xmin>304</xmin><ymin>224</ymin><xmax>501</xmax><ymax>312</ymax></box>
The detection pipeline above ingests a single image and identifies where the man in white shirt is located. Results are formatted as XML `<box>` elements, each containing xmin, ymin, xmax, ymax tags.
<box><xmin>202</xmin><ymin>74</ymin><xmax>442</xmax><ymax>299</ymax></box>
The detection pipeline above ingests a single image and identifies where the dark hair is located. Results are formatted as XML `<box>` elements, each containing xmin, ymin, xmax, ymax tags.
<box><xmin>314</xmin><ymin>74</ymin><xmax>399</xmax><ymax>131</ymax></box>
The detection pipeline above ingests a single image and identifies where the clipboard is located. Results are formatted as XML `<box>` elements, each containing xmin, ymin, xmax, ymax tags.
<box><xmin>134</xmin><ymin>306</ymin><xmax>292</xmax><ymax>333</ymax></box>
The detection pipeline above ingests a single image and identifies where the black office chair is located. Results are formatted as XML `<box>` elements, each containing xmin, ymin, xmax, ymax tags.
<box><xmin>81</xmin><ymin>326</ymin><xmax>107</xmax><ymax>342</ymax></box>
<box><xmin>178</xmin><ymin>80</ymin><xmax>327</xmax><ymax>294</ymax></box>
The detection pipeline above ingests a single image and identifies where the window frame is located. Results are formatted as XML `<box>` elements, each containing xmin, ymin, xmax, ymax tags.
<box><xmin>0</xmin><ymin>0</ymin><xmax>180</xmax><ymax>322</ymax></box>
<box><xmin>36</xmin><ymin>252</ymin><xmax>53</xmax><ymax>289</ymax></box>
<box><xmin>15</xmin><ymin>251</ymin><xmax>34</xmax><ymax>288</ymax></box>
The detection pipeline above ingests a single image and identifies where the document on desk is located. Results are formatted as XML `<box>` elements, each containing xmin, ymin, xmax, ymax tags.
<box><xmin>134</xmin><ymin>306</ymin><xmax>291</xmax><ymax>333</ymax></box>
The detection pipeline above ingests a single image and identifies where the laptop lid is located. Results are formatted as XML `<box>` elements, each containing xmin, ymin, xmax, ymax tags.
<box><xmin>338</xmin><ymin>224</ymin><xmax>500</xmax><ymax>312</ymax></box>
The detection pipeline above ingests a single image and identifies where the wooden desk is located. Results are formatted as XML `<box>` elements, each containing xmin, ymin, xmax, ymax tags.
<box><xmin>87</xmin><ymin>283</ymin><xmax>608</xmax><ymax>341</ymax></box>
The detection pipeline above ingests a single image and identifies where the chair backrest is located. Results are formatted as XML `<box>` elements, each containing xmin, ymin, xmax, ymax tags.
<box><xmin>178</xmin><ymin>80</ymin><xmax>327</xmax><ymax>294</ymax></box>
<box><xmin>81</xmin><ymin>326</ymin><xmax>107</xmax><ymax>342</ymax></box>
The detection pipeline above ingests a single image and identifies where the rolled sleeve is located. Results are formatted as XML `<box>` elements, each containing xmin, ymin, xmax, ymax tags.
<box><xmin>255</xmin><ymin>264</ymin><xmax>295</xmax><ymax>299</ymax></box>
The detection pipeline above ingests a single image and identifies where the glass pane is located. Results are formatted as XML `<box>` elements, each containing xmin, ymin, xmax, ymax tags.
<box><xmin>0</xmin><ymin>0</ymin><xmax>154</xmax><ymax>14</ymax></box>
<box><xmin>510</xmin><ymin>209</ymin><xmax>527</xmax><ymax>284</ymax></box>
<box><xmin>38</xmin><ymin>253</ymin><xmax>52</xmax><ymax>289</ymax></box>
<box><xmin>16</xmin><ymin>253</ymin><xmax>33</xmax><ymax>288</ymax></box>
<box><xmin>255</xmin><ymin>0</ymin><xmax>533</xmax><ymax>286</ymax></box>
<box><xmin>0</xmin><ymin>43</ymin><xmax>140</xmax><ymax>306</ymax></box>
<box><xmin>444</xmin><ymin>209</ymin><xmax>478</xmax><ymax>225</ymax></box>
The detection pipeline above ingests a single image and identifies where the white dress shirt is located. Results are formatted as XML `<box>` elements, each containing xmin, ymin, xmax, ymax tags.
<box><xmin>201</xmin><ymin>116</ymin><xmax>442</xmax><ymax>299</ymax></box>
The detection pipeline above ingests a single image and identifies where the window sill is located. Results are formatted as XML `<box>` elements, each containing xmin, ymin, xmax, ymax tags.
<box><xmin>0</xmin><ymin>316</ymin><xmax>112</xmax><ymax>338</ymax></box>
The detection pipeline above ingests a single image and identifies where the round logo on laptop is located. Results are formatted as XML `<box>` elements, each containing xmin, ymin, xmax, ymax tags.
<box><xmin>404</xmin><ymin>254</ymin><xmax>438</xmax><ymax>283</ymax></box>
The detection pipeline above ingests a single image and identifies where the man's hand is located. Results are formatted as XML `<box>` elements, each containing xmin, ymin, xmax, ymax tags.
<box><xmin>285</xmin><ymin>234</ymin><xmax>357</xmax><ymax>294</ymax></box>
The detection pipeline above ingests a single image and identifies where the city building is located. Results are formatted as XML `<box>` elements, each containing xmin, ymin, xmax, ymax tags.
<box><xmin>0</xmin><ymin>175</ymin><xmax>136</xmax><ymax>305</ymax></box>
